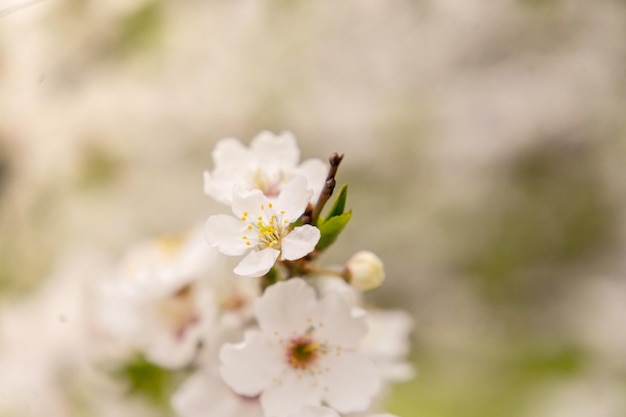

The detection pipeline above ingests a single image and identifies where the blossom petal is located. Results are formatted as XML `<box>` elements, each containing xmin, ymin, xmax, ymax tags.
<box><xmin>203</xmin><ymin>170</ymin><xmax>236</xmax><ymax>205</ymax></box>
<box><xmin>234</xmin><ymin>248</ymin><xmax>280</xmax><ymax>277</ymax></box>
<box><xmin>172</xmin><ymin>371</ymin><xmax>260</xmax><ymax>417</ymax></box>
<box><xmin>322</xmin><ymin>352</ymin><xmax>380</xmax><ymax>413</ymax></box>
<box><xmin>260</xmin><ymin>371</ymin><xmax>323</xmax><ymax>417</ymax></box>
<box><xmin>212</xmin><ymin>137</ymin><xmax>255</xmax><ymax>174</ymax></box>
<box><xmin>289</xmin><ymin>406</ymin><xmax>340</xmax><ymax>417</ymax></box>
<box><xmin>294</xmin><ymin>158</ymin><xmax>328</xmax><ymax>203</ymax></box>
<box><xmin>220</xmin><ymin>330</ymin><xmax>285</xmax><ymax>396</ymax></box>
<box><xmin>276</xmin><ymin>176</ymin><xmax>313</xmax><ymax>221</ymax></box>
<box><xmin>205</xmin><ymin>215</ymin><xmax>248</xmax><ymax>256</ymax></box>
<box><xmin>313</xmin><ymin>292</ymin><xmax>368</xmax><ymax>347</ymax></box>
<box><xmin>281</xmin><ymin>225</ymin><xmax>320</xmax><ymax>261</ymax></box>
<box><xmin>254</xmin><ymin>278</ymin><xmax>317</xmax><ymax>338</ymax></box>
<box><xmin>250</xmin><ymin>131</ymin><xmax>300</xmax><ymax>170</ymax></box>
<box><xmin>232</xmin><ymin>187</ymin><xmax>267</xmax><ymax>220</ymax></box>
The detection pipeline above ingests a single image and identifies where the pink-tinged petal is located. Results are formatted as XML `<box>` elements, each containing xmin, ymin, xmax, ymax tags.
<box><xmin>321</xmin><ymin>352</ymin><xmax>380</xmax><ymax>414</ymax></box>
<box><xmin>313</xmin><ymin>292</ymin><xmax>368</xmax><ymax>348</ymax></box>
<box><xmin>260</xmin><ymin>371</ymin><xmax>324</xmax><ymax>417</ymax></box>
<box><xmin>281</xmin><ymin>225</ymin><xmax>320</xmax><ymax>261</ymax></box>
<box><xmin>288</xmin><ymin>406</ymin><xmax>340</xmax><ymax>417</ymax></box>
<box><xmin>172</xmin><ymin>371</ymin><xmax>263</xmax><ymax>417</ymax></box>
<box><xmin>212</xmin><ymin>138</ymin><xmax>255</xmax><ymax>174</ymax></box>
<box><xmin>220</xmin><ymin>330</ymin><xmax>285</xmax><ymax>396</ymax></box>
<box><xmin>254</xmin><ymin>278</ymin><xmax>317</xmax><ymax>338</ymax></box>
<box><xmin>294</xmin><ymin>158</ymin><xmax>328</xmax><ymax>203</ymax></box>
<box><xmin>234</xmin><ymin>248</ymin><xmax>280</xmax><ymax>277</ymax></box>
<box><xmin>205</xmin><ymin>215</ymin><xmax>248</xmax><ymax>256</ymax></box>
<box><xmin>232</xmin><ymin>187</ymin><xmax>267</xmax><ymax>220</ymax></box>
<box><xmin>276</xmin><ymin>176</ymin><xmax>313</xmax><ymax>221</ymax></box>
<box><xmin>250</xmin><ymin>131</ymin><xmax>300</xmax><ymax>170</ymax></box>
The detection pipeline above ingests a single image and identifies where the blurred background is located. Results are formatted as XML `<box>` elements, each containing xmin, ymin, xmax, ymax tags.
<box><xmin>2</xmin><ymin>0</ymin><xmax>626</xmax><ymax>416</ymax></box>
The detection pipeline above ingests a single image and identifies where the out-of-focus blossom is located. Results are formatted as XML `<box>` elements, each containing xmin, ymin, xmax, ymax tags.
<box><xmin>360</xmin><ymin>310</ymin><xmax>414</xmax><ymax>382</ymax></box>
<box><xmin>94</xmin><ymin>227</ymin><xmax>219</xmax><ymax>368</ymax></box>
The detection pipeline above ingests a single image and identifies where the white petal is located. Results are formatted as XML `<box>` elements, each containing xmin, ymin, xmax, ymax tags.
<box><xmin>220</xmin><ymin>330</ymin><xmax>285</xmax><ymax>396</ymax></box>
<box><xmin>232</xmin><ymin>187</ymin><xmax>267</xmax><ymax>220</ymax></box>
<box><xmin>313</xmin><ymin>292</ymin><xmax>368</xmax><ymax>347</ymax></box>
<box><xmin>294</xmin><ymin>158</ymin><xmax>328</xmax><ymax>204</ymax></box>
<box><xmin>172</xmin><ymin>372</ymin><xmax>226</xmax><ymax>417</ymax></box>
<box><xmin>322</xmin><ymin>352</ymin><xmax>380</xmax><ymax>413</ymax></box>
<box><xmin>276</xmin><ymin>176</ymin><xmax>313</xmax><ymax>221</ymax></box>
<box><xmin>213</xmin><ymin>137</ymin><xmax>255</xmax><ymax>173</ymax></box>
<box><xmin>254</xmin><ymin>278</ymin><xmax>317</xmax><ymax>338</ymax></box>
<box><xmin>250</xmin><ymin>131</ymin><xmax>300</xmax><ymax>170</ymax></box>
<box><xmin>362</xmin><ymin>309</ymin><xmax>413</xmax><ymax>359</ymax></box>
<box><xmin>288</xmin><ymin>406</ymin><xmax>340</xmax><ymax>417</ymax></box>
<box><xmin>234</xmin><ymin>248</ymin><xmax>280</xmax><ymax>277</ymax></box>
<box><xmin>172</xmin><ymin>371</ymin><xmax>263</xmax><ymax>417</ymax></box>
<box><xmin>260</xmin><ymin>371</ymin><xmax>323</xmax><ymax>417</ymax></box>
<box><xmin>204</xmin><ymin>170</ymin><xmax>237</xmax><ymax>205</ymax></box>
<box><xmin>281</xmin><ymin>225</ymin><xmax>320</xmax><ymax>261</ymax></box>
<box><xmin>205</xmin><ymin>215</ymin><xmax>248</xmax><ymax>256</ymax></box>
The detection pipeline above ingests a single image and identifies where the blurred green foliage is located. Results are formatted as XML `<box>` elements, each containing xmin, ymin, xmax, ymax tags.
<box><xmin>115</xmin><ymin>1</ymin><xmax>164</xmax><ymax>55</ymax></box>
<box><xmin>78</xmin><ymin>144</ymin><xmax>123</xmax><ymax>190</ymax></box>
<box><xmin>389</xmin><ymin>344</ymin><xmax>586</xmax><ymax>417</ymax></box>
<box><xmin>116</xmin><ymin>354</ymin><xmax>178</xmax><ymax>409</ymax></box>
<box><xmin>459</xmin><ymin>141</ymin><xmax>614</xmax><ymax>302</ymax></box>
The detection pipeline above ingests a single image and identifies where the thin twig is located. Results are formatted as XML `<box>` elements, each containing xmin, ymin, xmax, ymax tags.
<box><xmin>310</xmin><ymin>152</ymin><xmax>343</xmax><ymax>225</ymax></box>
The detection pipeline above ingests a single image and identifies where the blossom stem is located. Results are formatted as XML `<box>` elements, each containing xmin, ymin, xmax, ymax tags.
<box><xmin>307</xmin><ymin>267</ymin><xmax>345</xmax><ymax>279</ymax></box>
<box><xmin>310</xmin><ymin>152</ymin><xmax>344</xmax><ymax>225</ymax></box>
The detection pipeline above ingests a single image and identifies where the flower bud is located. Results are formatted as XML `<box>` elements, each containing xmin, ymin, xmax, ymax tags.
<box><xmin>344</xmin><ymin>251</ymin><xmax>385</xmax><ymax>291</ymax></box>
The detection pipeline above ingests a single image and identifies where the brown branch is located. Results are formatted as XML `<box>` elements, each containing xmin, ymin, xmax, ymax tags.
<box><xmin>310</xmin><ymin>152</ymin><xmax>343</xmax><ymax>225</ymax></box>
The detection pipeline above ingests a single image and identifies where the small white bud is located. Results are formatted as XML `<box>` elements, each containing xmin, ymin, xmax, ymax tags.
<box><xmin>344</xmin><ymin>251</ymin><xmax>385</xmax><ymax>291</ymax></box>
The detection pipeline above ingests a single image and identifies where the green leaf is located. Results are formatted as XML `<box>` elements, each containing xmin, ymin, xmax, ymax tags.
<box><xmin>316</xmin><ymin>211</ymin><xmax>352</xmax><ymax>251</ymax></box>
<box><xmin>324</xmin><ymin>184</ymin><xmax>348</xmax><ymax>220</ymax></box>
<box><xmin>114</xmin><ymin>354</ymin><xmax>174</xmax><ymax>407</ymax></box>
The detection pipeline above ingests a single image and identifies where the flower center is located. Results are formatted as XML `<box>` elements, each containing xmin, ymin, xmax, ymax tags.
<box><xmin>240</xmin><ymin>205</ymin><xmax>291</xmax><ymax>250</ymax></box>
<box><xmin>286</xmin><ymin>336</ymin><xmax>320</xmax><ymax>370</ymax></box>
<box><xmin>252</xmin><ymin>168</ymin><xmax>283</xmax><ymax>198</ymax></box>
<box><xmin>257</xmin><ymin>221</ymin><xmax>281</xmax><ymax>248</ymax></box>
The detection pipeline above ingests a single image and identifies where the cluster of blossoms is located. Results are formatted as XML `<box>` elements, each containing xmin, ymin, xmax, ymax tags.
<box><xmin>96</xmin><ymin>132</ymin><xmax>413</xmax><ymax>417</ymax></box>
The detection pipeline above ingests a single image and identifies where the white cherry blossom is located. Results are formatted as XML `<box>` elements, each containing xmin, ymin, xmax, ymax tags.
<box><xmin>219</xmin><ymin>279</ymin><xmax>380</xmax><ymax>417</ymax></box>
<box><xmin>204</xmin><ymin>131</ymin><xmax>327</xmax><ymax>205</ymax></box>
<box><xmin>205</xmin><ymin>177</ymin><xmax>321</xmax><ymax>277</ymax></box>
<box><xmin>95</xmin><ymin>227</ymin><xmax>219</xmax><ymax>368</ymax></box>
